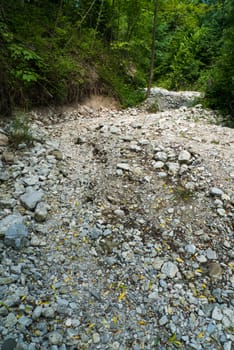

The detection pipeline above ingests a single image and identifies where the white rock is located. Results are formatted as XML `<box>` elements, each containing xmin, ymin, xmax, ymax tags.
<box><xmin>217</xmin><ymin>208</ymin><xmax>226</xmax><ymax>216</ymax></box>
<box><xmin>205</xmin><ymin>248</ymin><xmax>217</xmax><ymax>260</ymax></box>
<box><xmin>65</xmin><ymin>318</ymin><xmax>73</xmax><ymax>327</ymax></box>
<box><xmin>178</xmin><ymin>150</ymin><xmax>191</xmax><ymax>163</ymax></box>
<box><xmin>110</xmin><ymin>126</ymin><xmax>120</xmax><ymax>134</ymax></box>
<box><xmin>112</xmin><ymin>341</ymin><xmax>120</xmax><ymax>350</ymax></box>
<box><xmin>155</xmin><ymin>151</ymin><xmax>167</xmax><ymax>162</ymax></box>
<box><xmin>117</xmin><ymin>163</ymin><xmax>131</xmax><ymax>171</ymax></box>
<box><xmin>224</xmin><ymin>341</ymin><xmax>232</xmax><ymax>350</ymax></box>
<box><xmin>152</xmin><ymin>258</ymin><xmax>165</xmax><ymax>269</ymax></box>
<box><xmin>185</xmin><ymin>244</ymin><xmax>196</xmax><ymax>255</ymax></box>
<box><xmin>148</xmin><ymin>291</ymin><xmax>159</xmax><ymax>300</ymax></box>
<box><xmin>153</xmin><ymin>161</ymin><xmax>164</xmax><ymax>169</ymax></box>
<box><xmin>212</xmin><ymin>306</ymin><xmax>223</xmax><ymax>321</ymax></box>
<box><xmin>159</xmin><ymin>315</ymin><xmax>168</xmax><ymax>325</ymax></box>
<box><xmin>196</xmin><ymin>255</ymin><xmax>207</xmax><ymax>263</ymax></box>
<box><xmin>157</xmin><ymin>172</ymin><xmax>167</xmax><ymax>178</ymax></box>
<box><xmin>167</xmin><ymin>162</ymin><xmax>180</xmax><ymax>175</ymax></box>
<box><xmin>161</xmin><ymin>261</ymin><xmax>178</xmax><ymax>278</ymax></box>
<box><xmin>35</xmin><ymin>201</ymin><xmax>48</xmax><ymax>222</ymax></box>
<box><xmin>92</xmin><ymin>333</ymin><xmax>100</xmax><ymax>344</ymax></box>
<box><xmin>210</xmin><ymin>187</ymin><xmax>224</xmax><ymax>197</ymax></box>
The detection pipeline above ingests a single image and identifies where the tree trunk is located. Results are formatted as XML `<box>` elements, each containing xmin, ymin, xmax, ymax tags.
<box><xmin>146</xmin><ymin>0</ymin><xmax>158</xmax><ymax>98</ymax></box>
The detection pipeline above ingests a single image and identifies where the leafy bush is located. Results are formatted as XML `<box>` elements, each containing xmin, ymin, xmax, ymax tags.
<box><xmin>7</xmin><ymin>114</ymin><xmax>32</xmax><ymax>147</ymax></box>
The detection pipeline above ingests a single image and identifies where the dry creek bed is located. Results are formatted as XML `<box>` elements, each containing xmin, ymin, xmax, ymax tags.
<box><xmin>0</xmin><ymin>93</ymin><xmax>234</xmax><ymax>350</ymax></box>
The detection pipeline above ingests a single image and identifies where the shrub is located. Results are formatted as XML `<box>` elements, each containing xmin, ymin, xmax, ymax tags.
<box><xmin>7</xmin><ymin>114</ymin><xmax>32</xmax><ymax>147</ymax></box>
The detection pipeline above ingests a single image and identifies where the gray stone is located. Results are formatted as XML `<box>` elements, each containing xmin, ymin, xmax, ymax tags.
<box><xmin>185</xmin><ymin>244</ymin><xmax>196</xmax><ymax>255</ymax></box>
<box><xmin>161</xmin><ymin>261</ymin><xmax>178</xmax><ymax>278</ymax></box>
<box><xmin>20</xmin><ymin>187</ymin><xmax>44</xmax><ymax>210</ymax></box>
<box><xmin>114</xmin><ymin>209</ymin><xmax>125</xmax><ymax>217</ymax></box>
<box><xmin>48</xmin><ymin>331</ymin><xmax>63</xmax><ymax>345</ymax></box>
<box><xmin>210</xmin><ymin>187</ymin><xmax>224</xmax><ymax>197</ymax></box>
<box><xmin>30</xmin><ymin>234</ymin><xmax>46</xmax><ymax>247</ymax></box>
<box><xmin>75</xmin><ymin>136</ymin><xmax>86</xmax><ymax>144</ymax></box>
<box><xmin>148</xmin><ymin>291</ymin><xmax>159</xmax><ymax>300</ymax></box>
<box><xmin>153</xmin><ymin>258</ymin><xmax>165</xmax><ymax>270</ymax></box>
<box><xmin>43</xmin><ymin>307</ymin><xmax>55</xmax><ymax>319</ymax></box>
<box><xmin>49</xmin><ymin>149</ymin><xmax>63</xmax><ymax>160</ymax></box>
<box><xmin>110</xmin><ymin>126</ymin><xmax>120</xmax><ymax>134</ymax></box>
<box><xmin>0</xmin><ymin>133</ymin><xmax>9</xmax><ymax>146</ymax></box>
<box><xmin>23</xmin><ymin>175</ymin><xmax>39</xmax><ymax>186</ymax></box>
<box><xmin>117</xmin><ymin>163</ymin><xmax>131</xmax><ymax>171</ymax></box>
<box><xmin>129</xmin><ymin>144</ymin><xmax>142</xmax><ymax>152</ymax></box>
<box><xmin>179</xmin><ymin>164</ymin><xmax>188</xmax><ymax>174</ymax></box>
<box><xmin>157</xmin><ymin>171</ymin><xmax>167</xmax><ymax>178</ymax></box>
<box><xmin>1</xmin><ymin>338</ymin><xmax>17</xmax><ymax>350</ymax></box>
<box><xmin>92</xmin><ymin>333</ymin><xmax>101</xmax><ymax>344</ymax></box>
<box><xmin>206</xmin><ymin>262</ymin><xmax>223</xmax><ymax>280</ymax></box>
<box><xmin>0</xmin><ymin>277</ymin><xmax>15</xmax><ymax>285</ymax></box>
<box><xmin>32</xmin><ymin>306</ymin><xmax>43</xmax><ymax>320</ymax></box>
<box><xmin>4</xmin><ymin>223</ymin><xmax>29</xmax><ymax>249</ymax></box>
<box><xmin>18</xmin><ymin>315</ymin><xmax>32</xmax><ymax>327</ymax></box>
<box><xmin>0</xmin><ymin>198</ymin><xmax>16</xmax><ymax>209</ymax></box>
<box><xmin>196</xmin><ymin>255</ymin><xmax>207</xmax><ymax>263</ymax></box>
<box><xmin>214</xmin><ymin>199</ymin><xmax>223</xmax><ymax>207</ymax></box>
<box><xmin>178</xmin><ymin>150</ymin><xmax>191</xmax><ymax>163</ymax></box>
<box><xmin>35</xmin><ymin>202</ymin><xmax>48</xmax><ymax>222</ymax></box>
<box><xmin>155</xmin><ymin>151</ymin><xmax>167</xmax><ymax>162</ymax></box>
<box><xmin>0</xmin><ymin>214</ymin><xmax>24</xmax><ymax>237</ymax></box>
<box><xmin>224</xmin><ymin>341</ymin><xmax>232</xmax><ymax>350</ymax></box>
<box><xmin>212</xmin><ymin>306</ymin><xmax>223</xmax><ymax>321</ymax></box>
<box><xmin>159</xmin><ymin>315</ymin><xmax>168</xmax><ymax>326</ymax></box>
<box><xmin>217</xmin><ymin>208</ymin><xmax>226</xmax><ymax>216</ymax></box>
<box><xmin>0</xmin><ymin>171</ymin><xmax>10</xmax><ymax>181</ymax></box>
<box><xmin>205</xmin><ymin>248</ymin><xmax>217</xmax><ymax>260</ymax></box>
<box><xmin>153</xmin><ymin>161</ymin><xmax>164</xmax><ymax>169</ymax></box>
<box><xmin>5</xmin><ymin>312</ymin><xmax>18</xmax><ymax>328</ymax></box>
<box><xmin>51</xmin><ymin>346</ymin><xmax>59</xmax><ymax>350</ymax></box>
<box><xmin>167</xmin><ymin>162</ymin><xmax>180</xmax><ymax>175</ymax></box>
<box><xmin>2</xmin><ymin>151</ymin><xmax>14</xmax><ymax>163</ymax></box>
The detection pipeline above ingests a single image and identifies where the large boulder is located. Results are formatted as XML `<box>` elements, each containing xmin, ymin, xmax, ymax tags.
<box><xmin>20</xmin><ymin>187</ymin><xmax>44</xmax><ymax>210</ymax></box>
<box><xmin>0</xmin><ymin>214</ymin><xmax>29</xmax><ymax>249</ymax></box>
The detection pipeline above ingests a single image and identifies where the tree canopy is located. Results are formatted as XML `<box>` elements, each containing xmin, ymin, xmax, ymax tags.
<box><xmin>0</xmin><ymin>0</ymin><xmax>233</xmax><ymax>116</ymax></box>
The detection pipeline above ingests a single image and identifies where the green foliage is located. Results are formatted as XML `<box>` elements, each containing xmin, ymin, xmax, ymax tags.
<box><xmin>98</xmin><ymin>62</ymin><xmax>145</xmax><ymax>108</ymax></box>
<box><xmin>196</xmin><ymin>0</ymin><xmax>234</xmax><ymax>119</ymax></box>
<box><xmin>0</xmin><ymin>0</ymin><xmax>233</xmax><ymax>116</ymax></box>
<box><xmin>7</xmin><ymin>114</ymin><xmax>32</xmax><ymax>147</ymax></box>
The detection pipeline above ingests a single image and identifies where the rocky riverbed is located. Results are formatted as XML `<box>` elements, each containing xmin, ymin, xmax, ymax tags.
<box><xmin>0</xmin><ymin>91</ymin><xmax>234</xmax><ymax>350</ymax></box>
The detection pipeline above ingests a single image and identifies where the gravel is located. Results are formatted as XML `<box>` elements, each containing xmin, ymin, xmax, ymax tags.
<box><xmin>0</xmin><ymin>90</ymin><xmax>233</xmax><ymax>349</ymax></box>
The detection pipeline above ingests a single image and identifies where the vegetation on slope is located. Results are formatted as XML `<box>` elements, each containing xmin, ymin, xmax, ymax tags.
<box><xmin>0</xmin><ymin>0</ymin><xmax>233</xmax><ymax>117</ymax></box>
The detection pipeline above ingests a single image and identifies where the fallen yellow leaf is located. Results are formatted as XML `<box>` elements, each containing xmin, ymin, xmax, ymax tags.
<box><xmin>197</xmin><ymin>332</ymin><xmax>204</xmax><ymax>339</ymax></box>
<box><xmin>138</xmin><ymin>320</ymin><xmax>146</xmax><ymax>325</ymax></box>
<box><xmin>112</xmin><ymin>316</ymin><xmax>118</xmax><ymax>324</ymax></box>
<box><xmin>118</xmin><ymin>291</ymin><xmax>126</xmax><ymax>301</ymax></box>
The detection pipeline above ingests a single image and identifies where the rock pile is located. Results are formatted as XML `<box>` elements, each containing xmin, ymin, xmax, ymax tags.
<box><xmin>144</xmin><ymin>87</ymin><xmax>203</xmax><ymax>111</ymax></box>
<box><xmin>0</xmin><ymin>98</ymin><xmax>233</xmax><ymax>350</ymax></box>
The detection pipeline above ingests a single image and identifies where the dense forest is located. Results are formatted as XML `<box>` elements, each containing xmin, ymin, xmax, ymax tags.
<box><xmin>0</xmin><ymin>0</ymin><xmax>233</xmax><ymax>117</ymax></box>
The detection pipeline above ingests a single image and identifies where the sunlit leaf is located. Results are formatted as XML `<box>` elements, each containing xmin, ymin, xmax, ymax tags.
<box><xmin>118</xmin><ymin>291</ymin><xmax>126</xmax><ymax>301</ymax></box>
